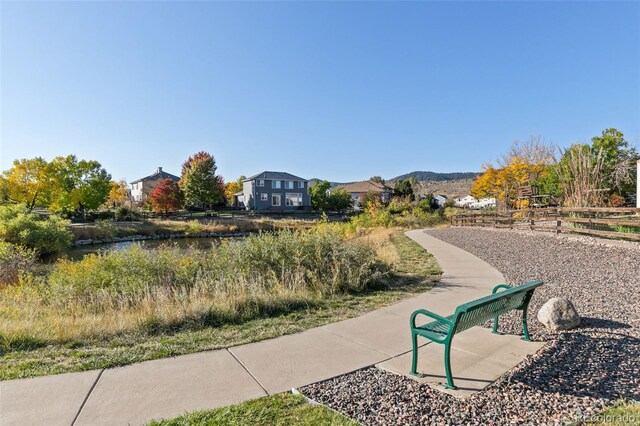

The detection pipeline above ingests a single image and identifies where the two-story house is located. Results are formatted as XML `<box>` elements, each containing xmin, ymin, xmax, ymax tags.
<box><xmin>237</xmin><ymin>171</ymin><xmax>311</xmax><ymax>211</ymax></box>
<box><xmin>130</xmin><ymin>167</ymin><xmax>180</xmax><ymax>203</ymax></box>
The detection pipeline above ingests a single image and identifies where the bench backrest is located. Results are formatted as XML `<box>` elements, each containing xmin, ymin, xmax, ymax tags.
<box><xmin>452</xmin><ymin>280</ymin><xmax>543</xmax><ymax>334</ymax></box>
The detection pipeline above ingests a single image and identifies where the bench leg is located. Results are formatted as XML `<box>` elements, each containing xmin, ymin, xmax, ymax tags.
<box><xmin>444</xmin><ymin>342</ymin><xmax>457</xmax><ymax>390</ymax></box>
<box><xmin>410</xmin><ymin>332</ymin><xmax>419</xmax><ymax>376</ymax></box>
<box><xmin>522</xmin><ymin>312</ymin><xmax>531</xmax><ymax>341</ymax></box>
<box><xmin>492</xmin><ymin>314</ymin><xmax>502</xmax><ymax>334</ymax></box>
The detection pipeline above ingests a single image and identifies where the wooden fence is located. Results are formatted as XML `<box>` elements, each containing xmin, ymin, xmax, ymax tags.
<box><xmin>450</xmin><ymin>207</ymin><xmax>640</xmax><ymax>241</ymax></box>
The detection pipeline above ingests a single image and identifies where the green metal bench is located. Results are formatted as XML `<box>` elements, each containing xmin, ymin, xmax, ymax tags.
<box><xmin>409</xmin><ymin>279</ymin><xmax>543</xmax><ymax>390</ymax></box>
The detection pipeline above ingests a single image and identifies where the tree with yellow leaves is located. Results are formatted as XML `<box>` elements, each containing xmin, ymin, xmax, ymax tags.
<box><xmin>471</xmin><ymin>137</ymin><xmax>554</xmax><ymax>209</ymax></box>
<box><xmin>106</xmin><ymin>180</ymin><xmax>129</xmax><ymax>208</ymax></box>
<box><xmin>1</xmin><ymin>158</ymin><xmax>51</xmax><ymax>211</ymax></box>
<box><xmin>224</xmin><ymin>176</ymin><xmax>246</xmax><ymax>205</ymax></box>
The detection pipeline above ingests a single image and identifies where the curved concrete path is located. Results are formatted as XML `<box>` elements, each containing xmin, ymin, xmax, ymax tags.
<box><xmin>0</xmin><ymin>230</ymin><xmax>544</xmax><ymax>425</ymax></box>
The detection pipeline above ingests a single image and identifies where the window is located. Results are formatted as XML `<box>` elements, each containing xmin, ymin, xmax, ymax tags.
<box><xmin>272</xmin><ymin>194</ymin><xmax>281</xmax><ymax>206</ymax></box>
<box><xmin>285</xmin><ymin>193</ymin><xmax>303</xmax><ymax>207</ymax></box>
<box><xmin>272</xmin><ymin>180</ymin><xmax>281</xmax><ymax>189</ymax></box>
<box><xmin>298</xmin><ymin>181</ymin><xmax>305</xmax><ymax>189</ymax></box>
<box><xmin>284</xmin><ymin>181</ymin><xmax>294</xmax><ymax>189</ymax></box>
<box><xmin>257</xmin><ymin>179</ymin><xmax>265</xmax><ymax>187</ymax></box>
<box><xmin>261</xmin><ymin>193</ymin><xmax>268</xmax><ymax>201</ymax></box>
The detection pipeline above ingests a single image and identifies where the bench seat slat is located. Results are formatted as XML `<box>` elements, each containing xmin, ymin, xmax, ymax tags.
<box><xmin>414</xmin><ymin>314</ymin><xmax>456</xmax><ymax>341</ymax></box>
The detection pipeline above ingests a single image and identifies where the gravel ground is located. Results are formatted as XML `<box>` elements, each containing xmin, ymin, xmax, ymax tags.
<box><xmin>301</xmin><ymin>228</ymin><xmax>640</xmax><ymax>425</ymax></box>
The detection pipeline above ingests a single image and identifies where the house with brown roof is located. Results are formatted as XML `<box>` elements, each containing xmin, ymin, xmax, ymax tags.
<box><xmin>331</xmin><ymin>180</ymin><xmax>393</xmax><ymax>209</ymax></box>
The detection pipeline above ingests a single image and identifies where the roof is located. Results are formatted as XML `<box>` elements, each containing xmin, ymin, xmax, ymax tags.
<box><xmin>333</xmin><ymin>180</ymin><xmax>392</xmax><ymax>194</ymax></box>
<box><xmin>131</xmin><ymin>169</ymin><xmax>180</xmax><ymax>184</ymax></box>
<box><xmin>244</xmin><ymin>171</ymin><xmax>308</xmax><ymax>182</ymax></box>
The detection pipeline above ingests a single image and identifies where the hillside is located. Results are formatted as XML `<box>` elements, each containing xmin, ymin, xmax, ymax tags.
<box><xmin>413</xmin><ymin>178</ymin><xmax>476</xmax><ymax>199</ymax></box>
<box><xmin>389</xmin><ymin>171</ymin><xmax>480</xmax><ymax>182</ymax></box>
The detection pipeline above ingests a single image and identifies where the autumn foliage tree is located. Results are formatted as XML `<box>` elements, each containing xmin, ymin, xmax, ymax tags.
<box><xmin>471</xmin><ymin>137</ymin><xmax>554</xmax><ymax>209</ymax></box>
<box><xmin>149</xmin><ymin>178</ymin><xmax>183</xmax><ymax>214</ymax></box>
<box><xmin>1</xmin><ymin>155</ymin><xmax>111</xmax><ymax>214</ymax></box>
<box><xmin>1</xmin><ymin>158</ymin><xmax>51</xmax><ymax>210</ymax></box>
<box><xmin>224</xmin><ymin>176</ymin><xmax>246</xmax><ymax>205</ymax></box>
<box><xmin>179</xmin><ymin>152</ymin><xmax>225</xmax><ymax>209</ymax></box>
<box><xmin>106</xmin><ymin>180</ymin><xmax>129</xmax><ymax>208</ymax></box>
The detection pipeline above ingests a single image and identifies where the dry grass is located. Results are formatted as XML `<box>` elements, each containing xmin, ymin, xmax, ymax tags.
<box><xmin>0</xmin><ymin>229</ymin><xmax>440</xmax><ymax>380</ymax></box>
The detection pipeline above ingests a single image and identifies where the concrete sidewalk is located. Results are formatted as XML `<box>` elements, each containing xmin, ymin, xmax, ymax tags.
<box><xmin>0</xmin><ymin>230</ymin><xmax>543</xmax><ymax>425</ymax></box>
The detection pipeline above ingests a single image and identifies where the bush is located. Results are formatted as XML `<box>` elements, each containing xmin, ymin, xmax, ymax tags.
<box><xmin>114</xmin><ymin>206</ymin><xmax>140</xmax><ymax>221</ymax></box>
<box><xmin>416</xmin><ymin>198</ymin><xmax>434</xmax><ymax>212</ymax></box>
<box><xmin>92</xmin><ymin>220</ymin><xmax>118</xmax><ymax>239</ymax></box>
<box><xmin>0</xmin><ymin>205</ymin><xmax>72</xmax><ymax>254</ymax></box>
<box><xmin>0</xmin><ymin>242</ymin><xmax>36</xmax><ymax>286</ymax></box>
<box><xmin>387</xmin><ymin>197</ymin><xmax>412</xmax><ymax>214</ymax></box>
<box><xmin>185</xmin><ymin>220</ymin><xmax>204</xmax><ymax>236</ymax></box>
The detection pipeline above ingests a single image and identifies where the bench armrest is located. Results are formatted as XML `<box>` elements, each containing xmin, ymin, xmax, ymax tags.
<box><xmin>492</xmin><ymin>284</ymin><xmax>512</xmax><ymax>294</ymax></box>
<box><xmin>410</xmin><ymin>309</ymin><xmax>453</xmax><ymax>330</ymax></box>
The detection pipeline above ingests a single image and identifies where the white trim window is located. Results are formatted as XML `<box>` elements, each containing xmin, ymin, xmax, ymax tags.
<box><xmin>284</xmin><ymin>180</ymin><xmax>294</xmax><ymax>189</ymax></box>
<box><xmin>298</xmin><ymin>181</ymin><xmax>305</xmax><ymax>189</ymax></box>
<box><xmin>261</xmin><ymin>193</ymin><xmax>268</xmax><ymax>201</ymax></box>
<box><xmin>285</xmin><ymin>193</ymin><xmax>303</xmax><ymax>207</ymax></box>
<box><xmin>257</xmin><ymin>179</ymin><xmax>265</xmax><ymax>187</ymax></box>
<box><xmin>272</xmin><ymin>194</ymin><xmax>281</xmax><ymax>206</ymax></box>
<box><xmin>272</xmin><ymin>180</ymin><xmax>281</xmax><ymax>189</ymax></box>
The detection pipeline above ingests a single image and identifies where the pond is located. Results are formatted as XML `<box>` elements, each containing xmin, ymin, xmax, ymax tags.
<box><xmin>50</xmin><ymin>237</ymin><xmax>229</xmax><ymax>262</ymax></box>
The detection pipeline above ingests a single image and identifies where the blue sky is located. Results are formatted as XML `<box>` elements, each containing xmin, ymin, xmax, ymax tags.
<box><xmin>1</xmin><ymin>1</ymin><xmax>639</xmax><ymax>183</ymax></box>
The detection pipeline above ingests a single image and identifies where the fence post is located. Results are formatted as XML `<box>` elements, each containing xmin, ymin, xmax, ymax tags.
<box><xmin>529</xmin><ymin>210</ymin><xmax>534</xmax><ymax>231</ymax></box>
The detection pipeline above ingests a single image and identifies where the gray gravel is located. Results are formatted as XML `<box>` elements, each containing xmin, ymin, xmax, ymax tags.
<box><xmin>301</xmin><ymin>228</ymin><xmax>640</xmax><ymax>425</ymax></box>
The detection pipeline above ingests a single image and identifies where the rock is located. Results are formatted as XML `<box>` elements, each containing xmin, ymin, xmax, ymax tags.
<box><xmin>537</xmin><ymin>298</ymin><xmax>580</xmax><ymax>331</ymax></box>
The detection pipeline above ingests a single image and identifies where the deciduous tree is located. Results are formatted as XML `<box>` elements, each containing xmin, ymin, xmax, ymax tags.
<box><xmin>327</xmin><ymin>189</ymin><xmax>353</xmax><ymax>211</ymax></box>
<box><xmin>47</xmin><ymin>155</ymin><xmax>112</xmax><ymax>214</ymax></box>
<box><xmin>106</xmin><ymin>180</ymin><xmax>129</xmax><ymax>208</ymax></box>
<box><xmin>149</xmin><ymin>178</ymin><xmax>183</xmax><ymax>213</ymax></box>
<box><xmin>224</xmin><ymin>176</ymin><xmax>246</xmax><ymax>205</ymax></box>
<box><xmin>179</xmin><ymin>152</ymin><xmax>225</xmax><ymax>209</ymax></box>
<box><xmin>310</xmin><ymin>180</ymin><xmax>331</xmax><ymax>210</ymax></box>
<box><xmin>1</xmin><ymin>158</ymin><xmax>51</xmax><ymax>210</ymax></box>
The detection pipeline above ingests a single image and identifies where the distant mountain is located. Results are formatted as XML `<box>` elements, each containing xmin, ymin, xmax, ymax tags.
<box><xmin>389</xmin><ymin>171</ymin><xmax>480</xmax><ymax>183</ymax></box>
<box><xmin>308</xmin><ymin>178</ymin><xmax>352</xmax><ymax>188</ymax></box>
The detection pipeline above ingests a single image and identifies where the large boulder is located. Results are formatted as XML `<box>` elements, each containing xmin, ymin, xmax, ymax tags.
<box><xmin>537</xmin><ymin>298</ymin><xmax>580</xmax><ymax>331</ymax></box>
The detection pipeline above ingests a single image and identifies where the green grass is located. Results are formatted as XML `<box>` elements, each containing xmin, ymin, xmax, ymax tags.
<box><xmin>582</xmin><ymin>402</ymin><xmax>640</xmax><ymax>425</ymax></box>
<box><xmin>148</xmin><ymin>393</ymin><xmax>357</xmax><ymax>426</ymax></box>
<box><xmin>0</xmin><ymin>231</ymin><xmax>439</xmax><ymax>380</ymax></box>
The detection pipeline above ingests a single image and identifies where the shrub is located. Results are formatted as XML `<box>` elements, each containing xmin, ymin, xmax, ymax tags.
<box><xmin>0</xmin><ymin>242</ymin><xmax>36</xmax><ymax>286</ymax></box>
<box><xmin>387</xmin><ymin>197</ymin><xmax>412</xmax><ymax>214</ymax></box>
<box><xmin>185</xmin><ymin>220</ymin><xmax>204</xmax><ymax>236</ymax></box>
<box><xmin>91</xmin><ymin>220</ymin><xmax>118</xmax><ymax>239</ymax></box>
<box><xmin>114</xmin><ymin>206</ymin><xmax>140</xmax><ymax>221</ymax></box>
<box><xmin>416</xmin><ymin>198</ymin><xmax>434</xmax><ymax>212</ymax></box>
<box><xmin>0</xmin><ymin>205</ymin><xmax>72</xmax><ymax>254</ymax></box>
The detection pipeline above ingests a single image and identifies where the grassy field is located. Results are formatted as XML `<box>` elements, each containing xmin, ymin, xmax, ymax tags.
<box><xmin>0</xmin><ymin>229</ymin><xmax>440</xmax><ymax>380</ymax></box>
<box><xmin>148</xmin><ymin>393</ymin><xmax>357</xmax><ymax>426</ymax></box>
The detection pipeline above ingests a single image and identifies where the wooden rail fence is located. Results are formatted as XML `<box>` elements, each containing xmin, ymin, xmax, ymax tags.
<box><xmin>451</xmin><ymin>207</ymin><xmax>640</xmax><ymax>241</ymax></box>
